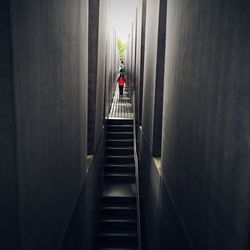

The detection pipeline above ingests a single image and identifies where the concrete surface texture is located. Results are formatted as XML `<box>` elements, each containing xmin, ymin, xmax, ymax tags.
<box><xmin>161</xmin><ymin>1</ymin><xmax>250</xmax><ymax>250</ymax></box>
<box><xmin>126</xmin><ymin>0</ymin><xmax>250</xmax><ymax>249</ymax></box>
<box><xmin>141</xmin><ymin>0</ymin><xmax>161</xmax><ymax>151</ymax></box>
<box><xmin>1</xmin><ymin>0</ymin><xmax>250</xmax><ymax>249</ymax></box>
<box><xmin>126</xmin><ymin>0</ymin><xmax>145</xmax><ymax>123</ymax></box>
<box><xmin>0</xmin><ymin>1</ymin><xmax>19</xmax><ymax>249</ymax></box>
<box><xmin>95</xmin><ymin>0</ymin><xmax>117</xmax><ymax>142</ymax></box>
<box><xmin>61</xmin><ymin>130</ymin><xmax>104</xmax><ymax>250</ymax></box>
<box><xmin>88</xmin><ymin>0</ymin><xmax>100</xmax><ymax>154</ymax></box>
<box><xmin>135</xmin><ymin>0</ymin><xmax>146</xmax><ymax>126</ymax></box>
<box><xmin>128</xmin><ymin>0</ymin><xmax>191</xmax><ymax>249</ymax></box>
<box><xmin>1</xmin><ymin>0</ymin><xmax>118</xmax><ymax>249</ymax></box>
<box><xmin>8</xmin><ymin>0</ymin><xmax>89</xmax><ymax>249</ymax></box>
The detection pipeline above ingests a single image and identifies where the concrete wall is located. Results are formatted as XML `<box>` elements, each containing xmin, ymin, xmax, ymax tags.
<box><xmin>136</xmin><ymin>0</ymin><xmax>250</xmax><ymax>250</ymax></box>
<box><xmin>62</xmin><ymin>1</ymin><xmax>119</xmax><ymax>249</ymax></box>
<box><xmin>95</xmin><ymin>0</ymin><xmax>117</xmax><ymax>134</ymax></box>
<box><xmin>88</xmin><ymin>0</ymin><xmax>100</xmax><ymax>154</ymax></box>
<box><xmin>0</xmin><ymin>1</ymin><xmax>19</xmax><ymax>249</ymax></box>
<box><xmin>138</xmin><ymin>0</ymin><xmax>147</xmax><ymax>125</ymax></box>
<box><xmin>139</xmin><ymin>129</ymin><xmax>191</xmax><ymax>250</ymax></box>
<box><xmin>0</xmin><ymin>0</ymin><xmax>130</xmax><ymax>249</ymax></box>
<box><xmin>125</xmin><ymin>0</ymin><xmax>146</xmax><ymax>124</ymax></box>
<box><xmin>162</xmin><ymin>1</ymin><xmax>250</xmax><ymax>249</ymax></box>
<box><xmin>61</xmin><ymin>130</ymin><xmax>104</xmax><ymax>250</ymax></box>
<box><xmin>134</xmin><ymin>0</ymin><xmax>189</xmax><ymax>249</ymax></box>
<box><xmin>9</xmin><ymin>0</ymin><xmax>89</xmax><ymax>249</ymax></box>
<box><xmin>141</xmin><ymin>0</ymin><xmax>167</xmax><ymax>154</ymax></box>
<box><xmin>134</xmin><ymin>0</ymin><xmax>146</xmax><ymax>125</ymax></box>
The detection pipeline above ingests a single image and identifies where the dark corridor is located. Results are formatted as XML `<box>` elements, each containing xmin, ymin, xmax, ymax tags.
<box><xmin>1</xmin><ymin>1</ymin><xmax>250</xmax><ymax>250</ymax></box>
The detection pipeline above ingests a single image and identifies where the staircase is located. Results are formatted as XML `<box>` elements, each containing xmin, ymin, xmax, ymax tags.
<box><xmin>97</xmin><ymin>119</ymin><xmax>139</xmax><ymax>250</ymax></box>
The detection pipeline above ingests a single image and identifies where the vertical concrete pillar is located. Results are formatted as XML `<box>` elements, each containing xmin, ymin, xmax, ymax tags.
<box><xmin>141</xmin><ymin>0</ymin><xmax>167</xmax><ymax>153</ymax></box>
<box><xmin>161</xmin><ymin>1</ymin><xmax>250</xmax><ymax>249</ymax></box>
<box><xmin>88</xmin><ymin>0</ymin><xmax>100</xmax><ymax>154</ymax></box>
<box><xmin>138</xmin><ymin>0</ymin><xmax>147</xmax><ymax>125</ymax></box>
<box><xmin>0</xmin><ymin>1</ymin><xmax>19</xmax><ymax>249</ymax></box>
<box><xmin>9</xmin><ymin>0</ymin><xmax>88</xmax><ymax>249</ymax></box>
<box><xmin>152</xmin><ymin>0</ymin><xmax>167</xmax><ymax>156</ymax></box>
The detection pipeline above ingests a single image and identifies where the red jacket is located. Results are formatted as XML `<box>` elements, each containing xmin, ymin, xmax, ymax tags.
<box><xmin>117</xmin><ymin>76</ymin><xmax>126</xmax><ymax>86</ymax></box>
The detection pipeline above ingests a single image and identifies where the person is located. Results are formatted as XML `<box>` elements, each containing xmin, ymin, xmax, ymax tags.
<box><xmin>119</xmin><ymin>60</ymin><xmax>126</xmax><ymax>74</ymax></box>
<box><xmin>117</xmin><ymin>74</ymin><xmax>126</xmax><ymax>97</ymax></box>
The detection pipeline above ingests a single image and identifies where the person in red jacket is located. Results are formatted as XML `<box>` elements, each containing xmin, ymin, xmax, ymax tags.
<box><xmin>117</xmin><ymin>73</ymin><xmax>126</xmax><ymax>97</ymax></box>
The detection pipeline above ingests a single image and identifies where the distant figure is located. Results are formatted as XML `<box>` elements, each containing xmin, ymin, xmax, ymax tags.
<box><xmin>117</xmin><ymin>74</ymin><xmax>126</xmax><ymax>97</ymax></box>
<box><xmin>119</xmin><ymin>60</ymin><xmax>126</xmax><ymax>74</ymax></box>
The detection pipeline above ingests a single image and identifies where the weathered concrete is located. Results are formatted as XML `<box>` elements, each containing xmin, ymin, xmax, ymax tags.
<box><xmin>9</xmin><ymin>0</ymin><xmax>88</xmax><ymax>249</ymax></box>
<box><xmin>141</xmin><ymin>0</ymin><xmax>167</xmax><ymax>154</ymax></box>
<box><xmin>0</xmin><ymin>1</ymin><xmax>19</xmax><ymax>249</ymax></box>
<box><xmin>135</xmin><ymin>0</ymin><xmax>147</xmax><ymax>125</ymax></box>
<box><xmin>95</xmin><ymin>0</ymin><xmax>109</xmax><ymax>139</ymax></box>
<box><xmin>139</xmin><ymin>128</ymin><xmax>191</xmax><ymax>250</ymax></box>
<box><xmin>162</xmin><ymin>1</ymin><xmax>250</xmax><ymax>249</ymax></box>
<box><xmin>125</xmin><ymin>0</ymin><xmax>146</xmax><ymax>125</ymax></box>
<box><xmin>131</xmin><ymin>0</ymin><xmax>250</xmax><ymax>249</ymax></box>
<box><xmin>88</xmin><ymin>0</ymin><xmax>100</xmax><ymax>154</ymax></box>
<box><xmin>61</xmin><ymin>130</ymin><xmax>104</xmax><ymax>250</ymax></box>
<box><xmin>152</xmin><ymin>0</ymin><xmax>167</xmax><ymax>156</ymax></box>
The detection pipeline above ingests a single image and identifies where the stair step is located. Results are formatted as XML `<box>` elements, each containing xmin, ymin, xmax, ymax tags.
<box><xmin>101</xmin><ymin>212</ymin><xmax>136</xmax><ymax>219</ymax></box>
<box><xmin>105</xmin><ymin>164</ymin><xmax>135</xmax><ymax>167</ymax></box>
<box><xmin>106</xmin><ymin>147</ymin><xmax>134</xmax><ymax>155</ymax></box>
<box><xmin>100</xmin><ymin>216</ymin><xmax>137</xmax><ymax>229</ymax></box>
<box><xmin>101</xmin><ymin>218</ymin><xmax>136</xmax><ymax>222</ymax></box>
<box><xmin>99</xmin><ymin>245</ymin><xmax>137</xmax><ymax>249</ymax></box>
<box><xmin>104</xmin><ymin>173</ymin><xmax>135</xmax><ymax>183</ymax></box>
<box><xmin>99</xmin><ymin>230</ymin><xmax>137</xmax><ymax>237</ymax></box>
<box><xmin>99</xmin><ymin>248</ymin><xmax>137</xmax><ymax>250</ymax></box>
<box><xmin>98</xmin><ymin>228</ymin><xmax>137</xmax><ymax>245</ymax></box>
<box><xmin>107</xmin><ymin>125</ymin><xmax>133</xmax><ymax>132</ymax></box>
<box><xmin>105</xmin><ymin>165</ymin><xmax>135</xmax><ymax>174</ymax></box>
<box><xmin>107</xmin><ymin>119</ymin><xmax>133</xmax><ymax>125</ymax></box>
<box><xmin>107</xmin><ymin>132</ymin><xmax>133</xmax><ymax>140</ymax></box>
<box><xmin>102</xmin><ymin>206</ymin><xmax>137</xmax><ymax>216</ymax></box>
<box><xmin>104</xmin><ymin>173</ymin><xmax>135</xmax><ymax>177</ymax></box>
<box><xmin>106</xmin><ymin>155</ymin><xmax>134</xmax><ymax>164</ymax></box>
<box><xmin>106</xmin><ymin>140</ymin><xmax>133</xmax><ymax>147</ymax></box>
<box><xmin>102</xmin><ymin>196</ymin><xmax>136</xmax><ymax>206</ymax></box>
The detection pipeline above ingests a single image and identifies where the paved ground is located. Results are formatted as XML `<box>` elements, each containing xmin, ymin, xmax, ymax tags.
<box><xmin>109</xmin><ymin>86</ymin><xmax>133</xmax><ymax>119</ymax></box>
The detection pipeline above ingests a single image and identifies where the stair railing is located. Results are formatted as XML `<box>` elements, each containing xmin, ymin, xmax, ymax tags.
<box><xmin>132</xmin><ymin>91</ymin><xmax>142</xmax><ymax>250</ymax></box>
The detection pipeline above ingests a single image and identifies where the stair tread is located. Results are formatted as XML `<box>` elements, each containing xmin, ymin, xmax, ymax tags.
<box><xmin>104</xmin><ymin>172</ymin><xmax>135</xmax><ymax>176</ymax></box>
<box><xmin>105</xmin><ymin>173</ymin><xmax>135</xmax><ymax>176</ymax></box>
<box><xmin>99</xmin><ymin>248</ymin><xmax>137</xmax><ymax>250</ymax></box>
<box><xmin>107</xmin><ymin>132</ymin><xmax>133</xmax><ymax>134</ymax></box>
<box><xmin>101</xmin><ymin>219</ymin><xmax>137</xmax><ymax>224</ymax></box>
<box><xmin>107</xmin><ymin>119</ymin><xmax>133</xmax><ymax>122</ymax></box>
<box><xmin>107</xmin><ymin>139</ymin><xmax>133</xmax><ymax>141</ymax></box>
<box><xmin>107</xmin><ymin>125</ymin><xmax>133</xmax><ymax>128</ymax></box>
<box><xmin>99</xmin><ymin>228</ymin><xmax>137</xmax><ymax>236</ymax></box>
<box><xmin>106</xmin><ymin>147</ymin><xmax>134</xmax><ymax>150</ymax></box>
<box><xmin>106</xmin><ymin>155</ymin><xmax>134</xmax><ymax>158</ymax></box>
<box><xmin>105</xmin><ymin>164</ymin><xmax>135</xmax><ymax>167</ymax></box>
<box><xmin>102</xmin><ymin>205</ymin><xmax>136</xmax><ymax>210</ymax></box>
<box><xmin>103</xmin><ymin>184</ymin><xmax>136</xmax><ymax>197</ymax></box>
<box><xmin>102</xmin><ymin>212</ymin><xmax>136</xmax><ymax>218</ymax></box>
<box><xmin>104</xmin><ymin>167</ymin><xmax>135</xmax><ymax>174</ymax></box>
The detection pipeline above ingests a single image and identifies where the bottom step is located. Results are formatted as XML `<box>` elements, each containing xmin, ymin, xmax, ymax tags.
<box><xmin>99</xmin><ymin>248</ymin><xmax>137</xmax><ymax>250</ymax></box>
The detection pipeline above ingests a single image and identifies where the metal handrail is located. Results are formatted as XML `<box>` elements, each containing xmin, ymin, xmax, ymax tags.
<box><xmin>132</xmin><ymin>91</ymin><xmax>142</xmax><ymax>250</ymax></box>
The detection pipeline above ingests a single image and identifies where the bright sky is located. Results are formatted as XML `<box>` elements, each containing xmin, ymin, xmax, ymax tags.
<box><xmin>110</xmin><ymin>0</ymin><xmax>138</xmax><ymax>43</ymax></box>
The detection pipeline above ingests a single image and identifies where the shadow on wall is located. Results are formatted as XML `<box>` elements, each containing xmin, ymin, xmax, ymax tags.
<box><xmin>61</xmin><ymin>129</ymin><xmax>105</xmax><ymax>250</ymax></box>
<box><xmin>138</xmin><ymin>128</ymin><xmax>191</xmax><ymax>250</ymax></box>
